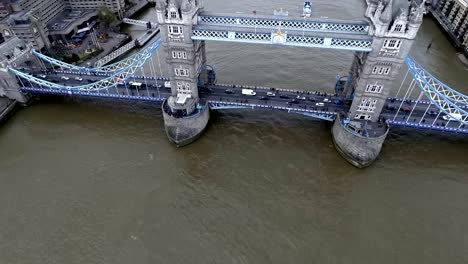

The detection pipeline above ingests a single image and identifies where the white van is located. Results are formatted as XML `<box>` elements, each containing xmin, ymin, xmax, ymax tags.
<box><xmin>241</xmin><ymin>89</ymin><xmax>256</xmax><ymax>96</ymax></box>
<box><xmin>442</xmin><ymin>113</ymin><xmax>462</xmax><ymax>121</ymax></box>
<box><xmin>164</xmin><ymin>81</ymin><xmax>171</xmax><ymax>88</ymax></box>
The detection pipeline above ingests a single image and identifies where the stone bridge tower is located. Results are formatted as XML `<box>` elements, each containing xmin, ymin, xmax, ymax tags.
<box><xmin>333</xmin><ymin>0</ymin><xmax>425</xmax><ymax>168</ymax></box>
<box><xmin>156</xmin><ymin>0</ymin><xmax>210</xmax><ymax>146</ymax></box>
<box><xmin>346</xmin><ymin>0</ymin><xmax>425</xmax><ymax>122</ymax></box>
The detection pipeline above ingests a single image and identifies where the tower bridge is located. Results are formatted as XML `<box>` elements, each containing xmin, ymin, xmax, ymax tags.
<box><xmin>3</xmin><ymin>0</ymin><xmax>468</xmax><ymax>168</ymax></box>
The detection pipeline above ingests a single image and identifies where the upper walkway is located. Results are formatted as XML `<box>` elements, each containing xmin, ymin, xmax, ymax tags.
<box><xmin>192</xmin><ymin>12</ymin><xmax>373</xmax><ymax>51</ymax></box>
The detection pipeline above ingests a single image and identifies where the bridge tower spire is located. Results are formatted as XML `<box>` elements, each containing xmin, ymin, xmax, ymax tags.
<box><xmin>334</xmin><ymin>0</ymin><xmax>425</xmax><ymax>167</ymax></box>
<box><xmin>156</xmin><ymin>0</ymin><xmax>210</xmax><ymax>146</ymax></box>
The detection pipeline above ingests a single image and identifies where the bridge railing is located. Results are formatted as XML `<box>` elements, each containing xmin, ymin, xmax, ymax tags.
<box><xmin>197</xmin><ymin>14</ymin><xmax>370</xmax><ymax>35</ymax></box>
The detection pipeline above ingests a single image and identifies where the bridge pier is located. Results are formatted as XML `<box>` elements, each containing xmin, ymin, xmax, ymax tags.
<box><xmin>162</xmin><ymin>99</ymin><xmax>210</xmax><ymax>147</ymax></box>
<box><xmin>332</xmin><ymin>114</ymin><xmax>389</xmax><ymax>168</ymax></box>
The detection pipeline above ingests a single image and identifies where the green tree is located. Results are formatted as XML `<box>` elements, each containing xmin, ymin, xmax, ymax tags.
<box><xmin>98</xmin><ymin>6</ymin><xmax>117</xmax><ymax>33</ymax></box>
<box><xmin>71</xmin><ymin>53</ymin><xmax>80</xmax><ymax>62</ymax></box>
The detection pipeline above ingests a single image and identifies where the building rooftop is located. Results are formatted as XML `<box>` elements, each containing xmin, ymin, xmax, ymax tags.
<box><xmin>47</xmin><ymin>9</ymin><xmax>96</xmax><ymax>32</ymax></box>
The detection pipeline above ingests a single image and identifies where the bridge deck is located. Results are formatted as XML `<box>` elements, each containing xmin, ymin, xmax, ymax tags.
<box><xmin>18</xmin><ymin>70</ymin><xmax>468</xmax><ymax>135</ymax></box>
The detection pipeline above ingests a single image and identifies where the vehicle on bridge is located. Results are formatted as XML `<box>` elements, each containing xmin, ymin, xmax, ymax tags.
<box><xmin>242</xmin><ymin>89</ymin><xmax>256</xmax><ymax>96</ymax></box>
<box><xmin>164</xmin><ymin>81</ymin><xmax>171</xmax><ymax>89</ymax></box>
<box><xmin>225</xmin><ymin>89</ymin><xmax>235</xmax><ymax>94</ymax></box>
<box><xmin>74</xmin><ymin>77</ymin><xmax>83</xmax><ymax>82</ymax></box>
<box><xmin>129</xmin><ymin>81</ymin><xmax>142</xmax><ymax>89</ymax></box>
<box><xmin>442</xmin><ymin>113</ymin><xmax>462</xmax><ymax>121</ymax></box>
<box><xmin>61</xmin><ymin>76</ymin><xmax>70</xmax><ymax>80</ymax></box>
<box><xmin>267</xmin><ymin>92</ymin><xmax>276</xmax><ymax>97</ymax></box>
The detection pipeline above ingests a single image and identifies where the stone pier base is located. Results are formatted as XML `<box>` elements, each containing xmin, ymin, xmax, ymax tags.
<box><xmin>332</xmin><ymin>115</ymin><xmax>389</xmax><ymax>168</ymax></box>
<box><xmin>162</xmin><ymin>100</ymin><xmax>210</xmax><ymax>147</ymax></box>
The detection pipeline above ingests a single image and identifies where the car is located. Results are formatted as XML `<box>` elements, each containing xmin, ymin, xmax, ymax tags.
<box><xmin>38</xmin><ymin>74</ymin><xmax>47</xmax><ymax>79</ymax></box>
<box><xmin>288</xmin><ymin>99</ymin><xmax>300</xmax><ymax>104</ymax></box>
<box><xmin>61</xmin><ymin>76</ymin><xmax>70</xmax><ymax>80</ymax></box>
<box><xmin>267</xmin><ymin>92</ymin><xmax>276</xmax><ymax>97</ymax></box>
<box><xmin>428</xmin><ymin>110</ymin><xmax>439</xmax><ymax>116</ymax></box>
<box><xmin>75</xmin><ymin>77</ymin><xmax>83</xmax><ymax>81</ymax></box>
<box><xmin>442</xmin><ymin>113</ymin><xmax>462</xmax><ymax>121</ymax></box>
<box><xmin>308</xmin><ymin>97</ymin><xmax>317</xmax><ymax>102</ymax></box>
<box><xmin>323</xmin><ymin>98</ymin><xmax>331</xmax><ymax>103</ymax></box>
<box><xmin>87</xmin><ymin>79</ymin><xmax>94</xmax><ymax>83</ymax></box>
<box><xmin>386</xmin><ymin>105</ymin><xmax>397</xmax><ymax>110</ymax></box>
<box><xmin>296</xmin><ymin>95</ymin><xmax>307</xmax><ymax>100</ymax></box>
<box><xmin>279</xmin><ymin>94</ymin><xmax>290</xmax><ymax>99</ymax></box>
<box><xmin>334</xmin><ymin>99</ymin><xmax>344</xmax><ymax>105</ymax></box>
<box><xmin>400</xmin><ymin>106</ymin><xmax>411</xmax><ymax>113</ymax></box>
<box><xmin>259</xmin><ymin>96</ymin><xmax>269</xmax><ymax>100</ymax></box>
<box><xmin>225</xmin><ymin>89</ymin><xmax>235</xmax><ymax>94</ymax></box>
<box><xmin>316</xmin><ymin>102</ymin><xmax>325</xmax><ymax>107</ymax></box>
<box><xmin>241</xmin><ymin>89</ymin><xmax>256</xmax><ymax>96</ymax></box>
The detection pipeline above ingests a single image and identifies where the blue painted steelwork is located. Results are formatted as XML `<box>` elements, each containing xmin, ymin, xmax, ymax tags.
<box><xmin>388</xmin><ymin>120</ymin><xmax>468</xmax><ymax>135</ymax></box>
<box><xmin>32</xmin><ymin>38</ymin><xmax>161</xmax><ymax>74</ymax></box>
<box><xmin>10</xmin><ymin>39</ymin><xmax>162</xmax><ymax>92</ymax></box>
<box><xmin>192</xmin><ymin>29</ymin><xmax>373</xmax><ymax>51</ymax></box>
<box><xmin>406</xmin><ymin>56</ymin><xmax>468</xmax><ymax>124</ymax></box>
<box><xmin>208</xmin><ymin>101</ymin><xmax>338</xmax><ymax>122</ymax></box>
<box><xmin>22</xmin><ymin>87</ymin><xmax>166</xmax><ymax>102</ymax></box>
<box><xmin>198</xmin><ymin>14</ymin><xmax>369</xmax><ymax>35</ymax></box>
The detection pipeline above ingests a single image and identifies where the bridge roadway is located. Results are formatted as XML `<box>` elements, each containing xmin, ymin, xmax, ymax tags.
<box><xmin>20</xmin><ymin>70</ymin><xmax>468</xmax><ymax>134</ymax></box>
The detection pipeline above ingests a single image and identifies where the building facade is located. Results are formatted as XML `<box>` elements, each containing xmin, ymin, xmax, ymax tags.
<box><xmin>432</xmin><ymin>0</ymin><xmax>468</xmax><ymax>47</ymax></box>
<box><xmin>64</xmin><ymin>0</ymin><xmax>126</xmax><ymax>18</ymax></box>
<box><xmin>0</xmin><ymin>0</ymin><xmax>128</xmax><ymax>51</ymax></box>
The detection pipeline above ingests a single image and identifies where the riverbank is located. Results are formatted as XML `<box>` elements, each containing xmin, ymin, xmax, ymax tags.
<box><xmin>0</xmin><ymin>97</ymin><xmax>16</xmax><ymax>125</ymax></box>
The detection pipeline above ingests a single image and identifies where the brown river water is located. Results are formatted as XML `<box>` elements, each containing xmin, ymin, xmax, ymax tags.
<box><xmin>0</xmin><ymin>1</ymin><xmax>467</xmax><ymax>263</ymax></box>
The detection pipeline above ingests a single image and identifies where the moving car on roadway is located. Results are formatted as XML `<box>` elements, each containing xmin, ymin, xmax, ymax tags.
<box><xmin>242</xmin><ymin>89</ymin><xmax>256</xmax><ymax>96</ymax></box>
<box><xmin>61</xmin><ymin>76</ymin><xmax>70</xmax><ymax>80</ymax></box>
<box><xmin>442</xmin><ymin>113</ymin><xmax>462</xmax><ymax>121</ymax></box>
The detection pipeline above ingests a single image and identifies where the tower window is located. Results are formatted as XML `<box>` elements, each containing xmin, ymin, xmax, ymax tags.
<box><xmin>357</xmin><ymin>98</ymin><xmax>378</xmax><ymax>113</ymax></box>
<box><xmin>372</xmin><ymin>65</ymin><xmax>391</xmax><ymax>75</ymax></box>
<box><xmin>383</xmin><ymin>39</ymin><xmax>402</xmax><ymax>49</ymax></box>
<box><xmin>172</xmin><ymin>51</ymin><xmax>188</xmax><ymax>59</ymax></box>
<box><xmin>170</xmin><ymin>11</ymin><xmax>177</xmax><ymax>19</ymax></box>
<box><xmin>365</xmin><ymin>84</ymin><xmax>383</xmax><ymax>93</ymax></box>
<box><xmin>169</xmin><ymin>26</ymin><xmax>183</xmax><ymax>34</ymax></box>
<box><xmin>175</xmin><ymin>68</ymin><xmax>190</xmax><ymax>77</ymax></box>
<box><xmin>394</xmin><ymin>24</ymin><xmax>403</xmax><ymax>32</ymax></box>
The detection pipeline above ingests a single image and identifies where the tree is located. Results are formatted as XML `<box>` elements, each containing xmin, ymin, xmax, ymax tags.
<box><xmin>98</xmin><ymin>6</ymin><xmax>117</xmax><ymax>33</ymax></box>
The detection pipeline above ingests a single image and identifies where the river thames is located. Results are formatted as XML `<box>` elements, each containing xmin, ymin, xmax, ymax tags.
<box><xmin>0</xmin><ymin>1</ymin><xmax>467</xmax><ymax>263</ymax></box>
